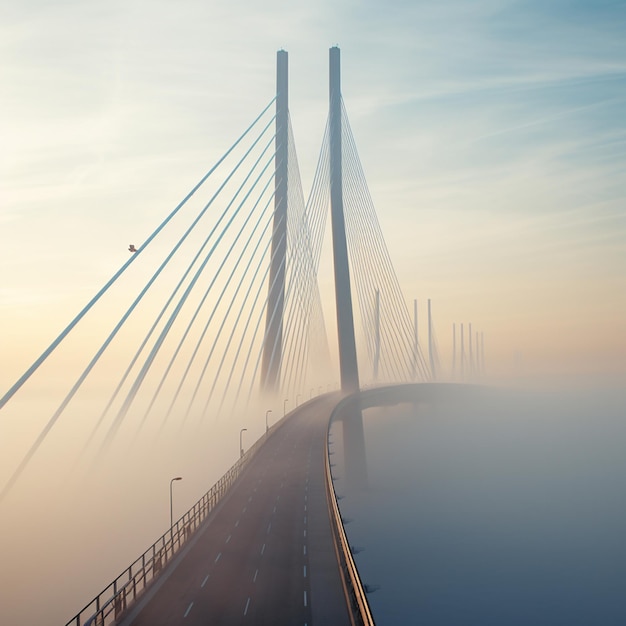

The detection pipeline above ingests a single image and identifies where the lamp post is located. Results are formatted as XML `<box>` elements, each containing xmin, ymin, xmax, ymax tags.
<box><xmin>170</xmin><ymin>476</ymin><xmax>182</xmax><ymax>540</ymax></box>
<box><xmin>239</xmin><ymin>428</ymin><xmax>247</xmax><ymax>458</ymax></box>
<box><xmin>265</xmin><ymin>410</ymin><xmax>272</xmax><ymax>433</ymax></box>
<box><xmin>283</xmin><ymin>398</ymin><xmax>288</xmax><ymax>417</ymax></box>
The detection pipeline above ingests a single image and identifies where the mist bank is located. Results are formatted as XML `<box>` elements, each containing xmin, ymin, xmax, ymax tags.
<box><xmin>331</xmin><ymin>385</ymin><xmax>626</xmax><ymax>625</ymax></box>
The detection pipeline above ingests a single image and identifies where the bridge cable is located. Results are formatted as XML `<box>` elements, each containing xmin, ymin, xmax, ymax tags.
<box><xmin>84</xmin><ymin>118</ymin><xmax>277</xmax><ymax>450</ymax></box>
<box><xmin>0</xmin><ymin>101</ymin><xmax>276</xmax><ymax>501</ymax></box>
<box><xmin>104</xmin><ymin>141</ymin><xmax>278</xmax><ymax>446</ymax></box>
<box><xmin>130</xmin><ymin>144</ymin><xmax>277</xmax><ymax>436</ymax></box>
<box><xmin>0</xmin><ymin>99</ymin><xmax>276</xmax><ymax>417</ymax></box>
<box><xmin>159</xmin><ymin>183</ymin><xmax>276</xmax><ymax>432</ymax></box>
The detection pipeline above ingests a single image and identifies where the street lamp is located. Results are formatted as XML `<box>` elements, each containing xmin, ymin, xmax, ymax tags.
<box><xmin>283</xmin><ymin>398</ymin><xmax>288</xmax><ymax>417</ymax></box>
<box><xmin>170</xmin><ymin>476</ymin><xmax>183</xmax><ymax>539</ymax></box>
<box><xmin>265</xmin><ymin>410</ymin><xmax>272</xmax><ymax>433</ymax></box>
<box><xmin>240</xmin><ymin>428</ymin><xmax>247</xmax><ymax>458</ymax></box>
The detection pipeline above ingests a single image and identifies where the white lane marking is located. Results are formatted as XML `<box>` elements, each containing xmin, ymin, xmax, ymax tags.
<box><xmin>215</xmin><ymin>552</ymin><xmax>221</xmax><ymax>563</ymax></box>
<box><xmin>304</xmin><ymin>590</ymin><xmax>308</xmax><ymax>607</ymax></box>
<box><xmin>261</xmin><ymin>543</ymin><xmax>266</xmax><ymax>555</ymax></box>
<box><xmin>243</xmin><ymin>506</ymin><xmax>247</xmax><ymax>513</ymax></box>
<box><xmin>253</xmin><ymin>568</ymin><xmax>259</xmax><ymax>582</ymax></box>
<box><xmin>267</xmin><ymin>522</ymin><xmax>272</xmax><ymax>534</ymax></box>
<box><xmin>303</xmin><ymin>529</ymin><xmax>307</xmax><ymax>538</ymax></box>
<box><xmin>226</xmin><ymin>534</ymin><xmax>231</xmax><ymax>543</ymax></box>
<box><xmin>304</xmin><ymin>494</ymin><xmax>308</xmax><ymax>502</ymax></box>
<box><xmin>303</xmin><ymin>545</ymin><xmax>307</xmax><ymax>555</ymax></box>
<box><xmin>304</xmin><ymin>504</ymin><xmax>307</xmax><ymax>512</ymax></box>
<box><xmin>184</xmin><ymin>602</ymin><xmax>194</xmax><ymax>618</ymax></box>
<box><xmin>201</xmin><ymin>574</ymin><xmax>209</xmax><ymax>587</ymax></box>
<box><xmin>303</xmin><ymin>565</ymin><xmax>307</xmax><ymax>578</ymax></box>
<box><xmin>304</xmin><ymin>515</ymin><xmax>307</xmax><ymax>525</ymax></box>
<box><xmin>273</xmin><ymin>505</ymin><xmax>277</xmax><ymax>514</ymax></box>
<box><xmin>248</xmin><ymin>496</ymin><xmax>253</xmax><ymax>502</ymax></box>
<box><xmin>244</xmin><ymin>597</ymin><xmax>251</xmax><ymax>616</ymax></box>
<box><xmin>235</xmin><ymin>519</ymin><xmax>240</xmax><ymax>527</ymax></box>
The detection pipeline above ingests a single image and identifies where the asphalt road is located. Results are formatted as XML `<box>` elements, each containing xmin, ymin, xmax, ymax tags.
<box><xmin>120</xmin><ymin>393</ymin><xmax>351</xmax><ymax>626</ymax></box>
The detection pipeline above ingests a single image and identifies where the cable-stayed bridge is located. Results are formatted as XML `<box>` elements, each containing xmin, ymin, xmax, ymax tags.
<box><xmin>0</xmin><ymin>47</ymin><xmax>480</xmax><ymax>626</ymax></box>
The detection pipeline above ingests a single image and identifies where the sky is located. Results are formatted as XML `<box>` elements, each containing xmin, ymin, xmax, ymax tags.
<box><xmin>0</xmin><ymin>0</ymin><xmax>625</xmax><ymax>622</ymax></box>
<box><xmin>1</xmin><ymin>0</ymin><xmax>625</xmax><ymax>391</ymax></box>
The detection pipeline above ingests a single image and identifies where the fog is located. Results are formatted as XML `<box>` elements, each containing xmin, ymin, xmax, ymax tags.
<box><xmin>0</xmin><ymin>381</ymin><xmax>289</xmax><ymax>625</ymax></box>
<box><xmin>331</xmin><ymin>385</ymin><xmax>626</xmax><ymax>625</ymax></box>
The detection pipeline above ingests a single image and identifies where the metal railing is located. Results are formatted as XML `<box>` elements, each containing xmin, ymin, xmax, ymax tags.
<box><xmin>325</xmin><ymin>397</ymin><xmax>376</xmax><ymax>626</ymax></box>
<box><xmin>65</xmin><ymin>432</ymin><xmax>269</xmax><ymax>626</ymax></box>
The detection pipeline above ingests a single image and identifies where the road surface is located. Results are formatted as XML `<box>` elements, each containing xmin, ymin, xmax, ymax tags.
<box><xmin>120</xmin><ymin>393</ymin><xmax>351</xmax><ymax>626</ymax></box>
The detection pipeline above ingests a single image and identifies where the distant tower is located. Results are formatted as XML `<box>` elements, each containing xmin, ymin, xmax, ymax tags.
<box><xmin>460</xmin><ymin>323</ymin><xmax>465</xmax><ymax>378</ymax></box>
<box><xmin>428</xmin><ymin>298</ymin><xmax>436</xmax><ymax>380</ymax></box>
<box><xmin>373</xmin><ymin>289</ymin><xmax>380</xmax><ymax>381</ymax></box>
<box><xmin>413</xmin><ymin>299</ymin><xmax>418</xmax><ymax>381</ymax></box>
<box><xmin>475</xmin><ymin>330</ymin><xmax>480</xmax><ymax>376</ymax></box>
<box><xmin>481</xmin><ymin>331</ymin><xmax>486</xmax><ymax>376</ymax></box>
<box><xmin>468</xmin><ymin>322</ymin><xmax>473</xmax><ymax>378</ymax></box>
<box><xmin>452</xmin><ymin>322</ymin><xmax>456</xmax><ymax>379</ymax></box>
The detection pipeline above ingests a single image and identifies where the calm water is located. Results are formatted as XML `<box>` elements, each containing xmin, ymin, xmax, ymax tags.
<box><xmin>330</xmin><ymin>387</ymin><xmax>626</xmax><ymax>625</ymax></box>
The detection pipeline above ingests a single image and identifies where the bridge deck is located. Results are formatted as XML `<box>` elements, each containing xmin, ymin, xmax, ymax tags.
<box><xmin>119</xmin><ymin>393</ymin><xmax>350</xmax><ymax>626</ymax></box>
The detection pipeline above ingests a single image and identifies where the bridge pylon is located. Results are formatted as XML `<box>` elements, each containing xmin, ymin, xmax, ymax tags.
<box><xmin>261</xmin><ymin>49</ymin><xmax>288</xmax><ymax>393</ymax></box>
<box><xmin>329</xmin><ymin>46</ymin><xmax>360</xmax><ymax>394</ymax></box>
<box><xmin>329</xmin><ymin>47</ymin><xmax>367</xmax><ymax>488</ymax></box>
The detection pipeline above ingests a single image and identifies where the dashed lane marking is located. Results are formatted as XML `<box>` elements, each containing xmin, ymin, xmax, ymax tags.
<box><xmin>261</xmin><ymin>543</ymin><xmax>266</xmax><ymax>555</ymax></box>
<box><xmin>201</xmin><ymin>574</ymin><xmax>209</xmax><ymax>588</ymax></box>
<box><xmin>184</xmin><ymin>602</ymin><xmax>194</xmax><ymax>618</ymax></box>
<box><xmin>244</xmin><ymin>597</ymin><xmax>251</xmax><ymax>616</ymax></box>
<box><xmin>253</xmin><ymin>568</ymin><xmax>259</xmax><ymax>582</ymax></box>
<box><xmin>215</xmin><ymin>552</ymin><xmax>221</xmax><ymax>563</ymax></box>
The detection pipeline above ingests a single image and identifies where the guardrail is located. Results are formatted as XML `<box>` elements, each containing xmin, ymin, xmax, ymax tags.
<box><xmin>65</xmin><ymin>431</ymin><xmax>269</xmax><ymax>626</ymax></box>
<box><xmin>325</xmin><ymin>397</ymin><xmax>376</xmax><ymax>626</ymax></box>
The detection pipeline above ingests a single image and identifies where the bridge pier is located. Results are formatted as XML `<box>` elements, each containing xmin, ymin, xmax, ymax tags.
<box><xmin>329</xmin><ymin>47</ymin><xmax>367</xmax><ymax>487</ymax></box>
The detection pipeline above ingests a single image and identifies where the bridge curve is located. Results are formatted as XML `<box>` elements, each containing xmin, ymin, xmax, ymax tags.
<box><xmin>68</xmin><ymin>383</ymin><xmax>486</xmax><ymax>626</ymax></box>
<box><xmin>116</xmin><ymin>393</ymin><xmax>353</xmax><ymax>626</ymax></box>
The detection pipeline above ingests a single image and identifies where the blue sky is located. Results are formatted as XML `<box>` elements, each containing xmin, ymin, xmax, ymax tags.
<box><xmin>1</xmin><ymin>0</ymin><xmax>625</xmax><ymax>385</ymax></box>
